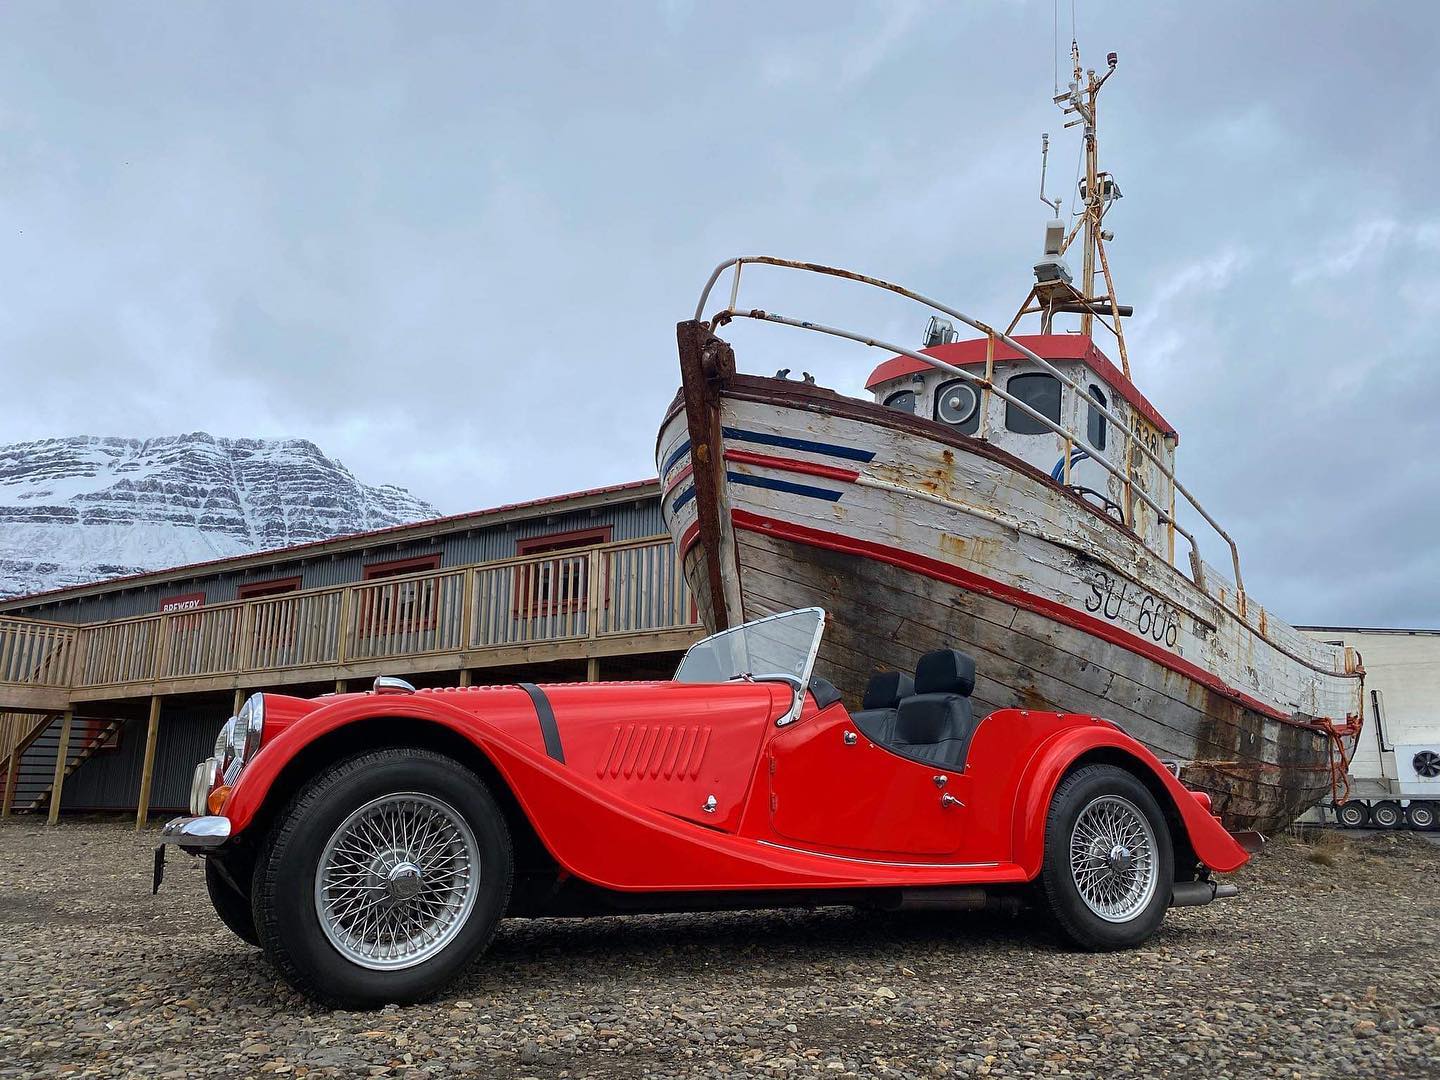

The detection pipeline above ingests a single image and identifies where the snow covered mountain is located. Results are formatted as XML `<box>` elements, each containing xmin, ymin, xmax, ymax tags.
<box><xmin>0</xmin><ymin>434</ymin><xmax>438</xmax><ymax>599</ymax></box>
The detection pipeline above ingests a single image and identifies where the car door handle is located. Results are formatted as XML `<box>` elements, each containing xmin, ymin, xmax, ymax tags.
<box><xmin>940</xmin><ymin>793</ymin><xmax>964</xmax><ymax>809</ymax></box>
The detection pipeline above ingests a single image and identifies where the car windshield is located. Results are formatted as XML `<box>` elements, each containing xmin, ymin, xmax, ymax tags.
<box><xmin>674</xmin><ymin>608</ymin><xmax>825</xmax><ymax>687</ymax></box>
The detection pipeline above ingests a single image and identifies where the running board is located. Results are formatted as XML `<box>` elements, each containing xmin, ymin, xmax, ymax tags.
<box><xmin>1170</xmin><ymin>881</ymin><xmax>1240</xmax><ymax>907</ymax></box>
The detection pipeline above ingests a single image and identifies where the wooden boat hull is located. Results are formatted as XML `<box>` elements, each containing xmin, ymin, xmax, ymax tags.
<box><xmin>658</xmin><ymin>365</ymin><xmax>1363</xmax><ymax>834</ymax></box>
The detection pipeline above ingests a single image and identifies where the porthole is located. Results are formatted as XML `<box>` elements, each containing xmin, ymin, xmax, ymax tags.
<box><xmin>883</xmin><ymin>389</ymin><xmax>917</xmax><ymax>414</ymax></box>
<box><xmin>934</xmin><ymin>380</ymin><xmax>980</xmax><ymax>434</ymax></box>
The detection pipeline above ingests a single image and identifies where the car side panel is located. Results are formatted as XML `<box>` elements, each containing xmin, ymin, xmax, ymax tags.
<box><xmin>221</xmin><ymin>693</ymin><xmax>1031</xmax><ymax>891</ymax></box>
<box><xmin>536</xmin><ymin>681</ymin><xmax>787</xmax><ymax>831</ymax></box>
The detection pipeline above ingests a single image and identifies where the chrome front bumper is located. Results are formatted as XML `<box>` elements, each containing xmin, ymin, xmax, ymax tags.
<box><xmin>160</xmin><ymin>815</ymin><xmax>231</xmax><ymax>849</ymax></box>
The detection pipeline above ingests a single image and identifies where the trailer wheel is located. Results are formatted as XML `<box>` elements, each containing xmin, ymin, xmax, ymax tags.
<box><xmin>1039</xmin><ymin>764</ymin><xmax>1174</xmax><ymax>951</ymax></box>
<box><xmin>1405</xmin><ymin>802</ymin><xmax>1437</xmax><ymax>831</ymax></box>
<box><xmin>1370</xmin><ymin>801</ymin><xmax>1403</xmax><ymax>829</ymax></box>
<box><xmin>1335</xmin><ymin>801</ymin><xmax>1369</xmax><ymax>829</ymax></box>
<box><xmin>252</xmin><ymin>747</ymin><xmax>513</xmax><ymax>1007</ymax></box>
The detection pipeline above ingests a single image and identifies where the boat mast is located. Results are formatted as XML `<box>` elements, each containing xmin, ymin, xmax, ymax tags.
<box><xmin>1007</xmin><ymin>42</ymin><xmax>1133</xmax><ymax>379</ymax></box>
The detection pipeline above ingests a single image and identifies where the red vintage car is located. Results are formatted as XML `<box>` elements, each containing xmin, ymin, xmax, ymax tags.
<box><xmin>156</xmin><ymin>607</ymin><xmax>1255</xmax><ymax>1007</ymax></box>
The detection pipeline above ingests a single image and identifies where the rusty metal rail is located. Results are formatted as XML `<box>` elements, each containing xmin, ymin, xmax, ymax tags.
<box><xmin>694</xmin><ymin>255</ymin><xmax>1248</xmax><ymax>610</ymax></box>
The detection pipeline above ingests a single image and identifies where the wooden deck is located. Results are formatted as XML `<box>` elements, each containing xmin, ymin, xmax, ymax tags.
<box><xmin>0</xmin><ymin>536</ymin><xmax>699</xmax><ymax>707</ymax></box>
<box><xmin>0</xmin><ymin>537</ymin><xmax>704</xmax><ymax>824</ymax></box>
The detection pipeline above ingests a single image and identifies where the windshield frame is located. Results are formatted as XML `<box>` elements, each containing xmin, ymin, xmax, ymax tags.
<box><xmin>674</xmin><ymin>607</ymin><xmax>827</xmax><ymax>726</ymax></box>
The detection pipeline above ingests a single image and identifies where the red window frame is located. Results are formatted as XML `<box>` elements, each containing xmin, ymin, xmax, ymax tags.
<box><xmin>237</xmin><ymin>575</ymin><xmax>302</xmax><ymax>600</ymax></box>
<box><xmin>359</xmin><ymin>554</ymin><xmax>443</xmax><ymax>636</ymax></box>
<box><xmin>513</xmin><ymin>527</ymin><xmax>613</xmax><ymax>618</ymax></box>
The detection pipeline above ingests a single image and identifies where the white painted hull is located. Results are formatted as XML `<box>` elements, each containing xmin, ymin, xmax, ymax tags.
<box><xmin>658</xmin><ymin>377</ymin><xmax>1364</xmax><ymax>832</ymax></box>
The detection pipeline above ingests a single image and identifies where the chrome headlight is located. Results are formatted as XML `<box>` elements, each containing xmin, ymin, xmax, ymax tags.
<box><xmin>189</xmin><ymin>757</ymin><xmax>221</xmax><ymax>815</ymax></box>
<box><xmin>214</xmin><ymin>693</ymin><xmax>266</xmax><ymax>783</ymax></box>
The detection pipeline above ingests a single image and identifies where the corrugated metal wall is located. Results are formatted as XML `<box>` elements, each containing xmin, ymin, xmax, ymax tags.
<box><xmin>60</xmin><ymin>700</ymin><xmax>229</xmax><ymax>813</ymax></box>
<box><xmin>15</xmin><ymin>496</ymin><xmax>666</xmax><ymax>625</ymax></box>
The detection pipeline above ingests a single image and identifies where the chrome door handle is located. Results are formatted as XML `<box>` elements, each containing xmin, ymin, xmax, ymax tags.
<box><xmin>940</xmin><ymin>793</ymin><xmax>964</xmax><ymax>809</ymax></box>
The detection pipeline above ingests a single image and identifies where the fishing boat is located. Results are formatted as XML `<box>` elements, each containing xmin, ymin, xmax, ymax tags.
<box><xmin>655</xmin><ymin>46</ymin><xmax>1363</xmax><ymax>833</ymax></box>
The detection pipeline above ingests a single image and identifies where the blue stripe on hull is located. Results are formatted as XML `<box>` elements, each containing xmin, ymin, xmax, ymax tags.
<box><xmin>721</xmin><ymin>426</ymin><xmax>875</xmax><ymax>463</ymax></box>
<box><xmin>726</xmin><ymin>472</ymin><xmax>843</xmax><ymax>502</ymax></box>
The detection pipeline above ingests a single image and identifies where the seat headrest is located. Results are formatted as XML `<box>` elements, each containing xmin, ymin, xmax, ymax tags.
<box><xmin>915</xmin><ymin>649</ymin><xmax>976</xmax><ymax>696</ymax></box>
<box><xmin>862</xmin><ymin>671</ymin><xmax>915</xmax><ymax>710</ymax></box>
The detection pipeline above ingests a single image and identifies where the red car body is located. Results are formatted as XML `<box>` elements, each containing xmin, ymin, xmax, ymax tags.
<box><xmin>215</xmin><ymin>680</ymin><xmax>1248</xmax><ymax>897</ymax></box>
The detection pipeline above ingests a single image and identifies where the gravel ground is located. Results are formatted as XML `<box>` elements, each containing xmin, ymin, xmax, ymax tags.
<box><xmin>1</xmin><ymin>819</ymin><xmax>1437</xmax><ymax>1079</ymax></box>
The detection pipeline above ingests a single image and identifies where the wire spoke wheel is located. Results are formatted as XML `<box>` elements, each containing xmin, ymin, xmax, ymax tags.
<box><xmin>314</xmin><ymin>792</ymin><xmax>481</xmax><ymax>971</ymax></box>
<box><xmin>1068</xmin><ymin>794</ymin><xmax>1159</xmax><ymax>923</ymax></box>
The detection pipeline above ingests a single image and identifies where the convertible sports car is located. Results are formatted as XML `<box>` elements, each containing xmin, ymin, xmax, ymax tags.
<box><xmin>156</xmin><ymin>607</ymin><xmax>1256</xmax><ymax>1007</ymax></box>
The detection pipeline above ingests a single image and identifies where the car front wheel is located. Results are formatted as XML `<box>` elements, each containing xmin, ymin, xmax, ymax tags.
<box><xmin>1039</xmin><ymin>763</ymin><xmax>1174</xmax><ymax>950</ymax></box>
<box><xmin>252</xmin><ymin>747</ymin><xmax>513</xmax><ymax>1007</ymax></box>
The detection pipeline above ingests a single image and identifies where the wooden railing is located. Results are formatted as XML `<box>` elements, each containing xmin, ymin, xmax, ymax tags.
<box><xmin>0</xmin><ymin>537</ymin><xmax>699</xmax><ymax>697</ymax></box>
<box><xmin>0</xmin><ymin>617</ymin><xmax>78</xmax><ymax>687</ymax></box>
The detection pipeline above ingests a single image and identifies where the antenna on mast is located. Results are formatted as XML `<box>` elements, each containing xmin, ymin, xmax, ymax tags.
<box><xmin>1039</xmin><ymin>133</ymin><xmax>1062</xmax><ymax>216</ymax></box>
<box><xmin>1007</xmin><ymin>41</ymin><xmax>1133</xmax><ymax>379</ymax></box>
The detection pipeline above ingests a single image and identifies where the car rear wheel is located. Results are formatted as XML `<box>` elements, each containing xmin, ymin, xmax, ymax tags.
<box><xmin>252</xmin><ymin>747</ymin><xmax>512</xmax><ymax>1007</ymax></box>
<box><xmin>1040</xmin><ymin>764</ymin><xmax>1174</xmax><ymax>950</ymax></box>
<box><xmin>1335</xmin><ymin>800</ymin><xmax>1369</xmax><ymax>828</ymax></box>
<box><xmin>205</xmin><ymin>858</ymin><xmax>259</xmax><ymax>947</ymax></box>
<box><xmin>1370</xmin><ymin>801</ymin><xmax>1403</xmax><ymax>829</ymax></box>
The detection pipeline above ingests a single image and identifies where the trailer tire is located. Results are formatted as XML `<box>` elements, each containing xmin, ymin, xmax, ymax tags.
<box><xmin>1405</xmin><ymin>802</ymin><xmax>1437</xmax><ymax>831</ymax></box>
<box><xmin>1335</xmin><ymin>801</ymin><xmax>1369</xmax><ymax>828</ymax></box>
<box><xmin>1370</xmin><ymin>801</ymin><xmax>1403</xmax><ymax>829</ymax></box>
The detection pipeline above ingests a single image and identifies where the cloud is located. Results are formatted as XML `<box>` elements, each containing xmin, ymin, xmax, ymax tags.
<box><xmin>0</xmin><ymin>1</ymin><xmax>1436</xmax><ymax>628</ymax></box>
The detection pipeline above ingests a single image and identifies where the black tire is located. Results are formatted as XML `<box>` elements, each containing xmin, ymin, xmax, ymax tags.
<box><xmin>205</xmin><ymin>857</ymin><xmax>260</xmax><ymax>947</ymax></box>
<box><xmin>1405</xmin><ymin>802</ymin><xmax>1437</xmax><ymax>831</ymax></box>
<box><xmin>251</xmin><ymin>747</ymin><xmax>513</xmax><ymax>1008</ymax></box>
<box><xmin>1039</xmin><ymin>764</ymin><xmax>1174</xmax><ymax>951</ymax></box>
<box><xmin>1371</xmin><ymin>801</ymin><xmax>1403</xmax><ymax>829</ymax></box>
<box><xmin>1335</xmin><ymin>800</ymin><xmax>1370</xmax><ymax>828</ymax></box>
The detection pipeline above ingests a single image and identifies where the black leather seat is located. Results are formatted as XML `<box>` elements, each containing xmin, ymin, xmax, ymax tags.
<box><xmin>890</xmin><ymin>649</ymin><xmax>980</xmax><ymax>769</ymax></box>
<box><xmin>850</xmin><ymin>671</ymin><xmax>914</xmax><ymax>744</ymax></box>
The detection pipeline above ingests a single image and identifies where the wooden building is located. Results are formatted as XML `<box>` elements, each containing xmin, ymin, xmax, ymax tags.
<box><xmin>0</xmin><ymin>478</ymin><xmax>701</xmax><ymax>824</ymax></box>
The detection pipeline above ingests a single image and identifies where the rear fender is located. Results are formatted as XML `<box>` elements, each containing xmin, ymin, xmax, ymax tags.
<box><xmin>1011</xmin><ymin>722</ymin><xmax>1250</xmax><ymax>877</ymax></box>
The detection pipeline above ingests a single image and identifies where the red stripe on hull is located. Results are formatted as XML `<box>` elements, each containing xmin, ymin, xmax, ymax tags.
<box><xmin>663</xmin><ymin>462</ymin><xmax>695</xmax><ymax>496</ymax></box>
<box><xmin>723</xmin><ymin>449</ymin><xmax>860</xmax><ymax>484</ymax></box>
<box><xmin>729</xmin><ymin>508</ymin><xmax>1297</xmax><ymax>725</ymax></box>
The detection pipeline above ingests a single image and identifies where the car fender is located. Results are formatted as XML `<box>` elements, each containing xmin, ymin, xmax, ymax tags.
<box><xmin>1010</xmin><ymin>720</ymin><xmax>1250</xmax><ymax>877</ymax></box>
<box><xmin>222</xmin><ymin>692</ymin><xmax>541</xmax><ymax>835</ymax></box>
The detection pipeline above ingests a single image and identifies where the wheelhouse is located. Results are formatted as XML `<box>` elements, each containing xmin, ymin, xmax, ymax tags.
<box><xmin>866</xmin><ymin>333</ymin><xmax>1180</xmax><ymax>557</ymax></box>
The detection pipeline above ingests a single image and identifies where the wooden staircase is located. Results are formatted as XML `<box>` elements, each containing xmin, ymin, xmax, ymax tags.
<box><xmin>0</xmin><ymin>712</ymin><xmax>122</xmax><ymax>816</ymax></box>
<box><xmin>22</xmin><ymin>718</ymin><xmax>123</xmax><ymax>813</ymax></box>
<box><xmin>0</xmin><ymin>711</ymin><xmax>59</xmax><ymax>815</ymax></box>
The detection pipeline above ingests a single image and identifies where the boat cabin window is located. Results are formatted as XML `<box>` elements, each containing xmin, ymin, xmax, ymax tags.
<box><xmin>934</xmin><ymin>380</ymin><xmax>980</xmax><ymax>435</ymax></box>
<box><xmin>883</xmin><ymin>389</ymin><xmax>917</xmax><ymax>414</ymax></box>
<box><xmin>1087</xmin><ymin>386</ymin><xmax>1107</xmax><ymax>451</ymax></box>
<box><xmin>1004</xmin><ymin>373</ymin><xmax>1061</xmax><ymax>434</ymax></box>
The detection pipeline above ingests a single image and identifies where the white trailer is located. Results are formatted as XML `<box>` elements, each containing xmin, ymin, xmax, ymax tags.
<box><xmin>1298</xmin><ymin>627</ymin><xmax>1440</xmax><ymax>830</ymax></box>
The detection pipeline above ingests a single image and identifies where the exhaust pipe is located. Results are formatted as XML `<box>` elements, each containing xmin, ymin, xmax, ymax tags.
<box><xmin>1170</xmin><ymin>880</ymin><xmax>1239</xmax><ymax>908</ymax></box>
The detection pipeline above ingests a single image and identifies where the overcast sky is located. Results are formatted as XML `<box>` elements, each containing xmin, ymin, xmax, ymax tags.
<box><xmin>1</xmin><ymin>2</ymin><xmax>1436</xmax><ymax>627</ymax></box>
